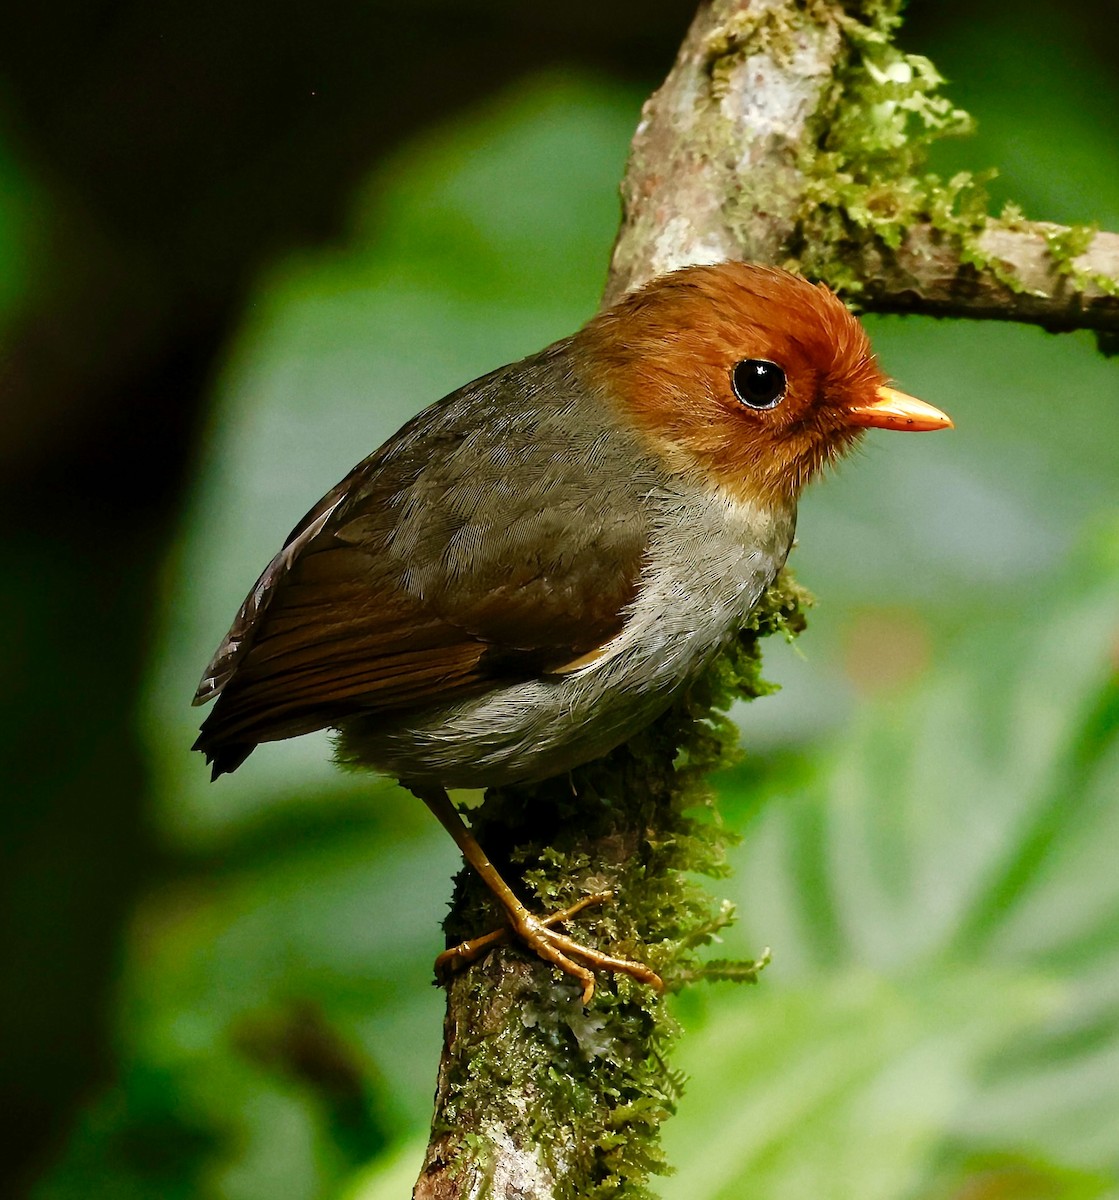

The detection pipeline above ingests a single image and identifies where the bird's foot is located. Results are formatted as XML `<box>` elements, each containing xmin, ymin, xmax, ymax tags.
<box><xmin>434</xmin><ymin>890</ymin><xmax>664</xmax><ymax>1005</ymax></box>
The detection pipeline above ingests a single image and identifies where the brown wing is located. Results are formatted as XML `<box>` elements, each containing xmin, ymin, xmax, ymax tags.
<box><xmin>193</xmin><ymin>346</ymin><xmax>652</xmax><ymax>776</ymax></box>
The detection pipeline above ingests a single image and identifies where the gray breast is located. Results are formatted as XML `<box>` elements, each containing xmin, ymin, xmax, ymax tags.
<box><xmin>346</xmin><ymin>478</ymin><xmax>795</xmax><ymax>789</ymax></box>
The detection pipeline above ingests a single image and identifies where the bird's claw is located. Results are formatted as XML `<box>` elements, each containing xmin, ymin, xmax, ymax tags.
<box><xmin>434</xmin><ymin>890</ymin><xmax>664</xmax><ymax>1005</ymax></box>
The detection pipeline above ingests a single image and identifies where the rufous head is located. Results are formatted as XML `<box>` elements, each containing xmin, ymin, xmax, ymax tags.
<box><xmin>581</xmin><ymin>262</ymin><xmax>951</xmax><ymax>508</ymax></box>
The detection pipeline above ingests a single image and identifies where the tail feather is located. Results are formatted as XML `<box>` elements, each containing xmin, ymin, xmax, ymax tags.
<box><xmin>193</xmin><ymin>729</ymin><xmax>256</xmax><ymax>779</ymax></box>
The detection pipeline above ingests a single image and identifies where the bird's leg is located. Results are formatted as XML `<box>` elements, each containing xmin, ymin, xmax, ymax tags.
<box><xmin>411</xmin><ymin>784</ymin><xmax>664</xmax><ymax>1005</ymax></box>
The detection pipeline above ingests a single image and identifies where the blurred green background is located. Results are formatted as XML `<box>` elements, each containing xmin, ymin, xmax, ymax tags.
<box><xmin>2</xmin><ymin>2</ymin><xmax>1117</xmax><ymax>1197</ymax></box>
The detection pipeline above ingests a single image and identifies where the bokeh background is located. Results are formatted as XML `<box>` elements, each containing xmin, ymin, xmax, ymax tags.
<box><xmin>3</xmin><ymin>1</ymin><xmax>1118</xmax><ymax>1197</ymax></box>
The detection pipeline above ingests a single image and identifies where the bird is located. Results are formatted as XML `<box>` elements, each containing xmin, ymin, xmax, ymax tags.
<box><xmin>193</xmin><ymin>261</ymin><xmax>952</xmax><ymax>1002</ymax></box>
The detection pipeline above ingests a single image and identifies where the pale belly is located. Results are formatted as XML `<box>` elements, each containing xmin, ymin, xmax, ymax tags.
<box><xmin>338</xmin><ymin>487</ymin><xmax>795</xmax><ymax>789</ymax></box>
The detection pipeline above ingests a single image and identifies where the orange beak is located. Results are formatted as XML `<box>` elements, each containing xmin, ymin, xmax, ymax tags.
<box><xmin>847</xmin><ymin>385</ymin><xmax>954</xmax><ymax>432</ymax></box>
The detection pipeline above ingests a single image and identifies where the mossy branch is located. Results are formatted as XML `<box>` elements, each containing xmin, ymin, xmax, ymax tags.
<box><xmin>414</xmin><ymin>577</ymin><xmax>808</xmax><ymax>1199</ymax></box>
<box><xmin>415</xmin><ymin>1</ymin><xmax>1114</xmax><ymax>1195</ymax></box>
<box><xmin>607</xmin><ymin>0</ymin><xmax>1119</xmax><ymax>353</ymax></box>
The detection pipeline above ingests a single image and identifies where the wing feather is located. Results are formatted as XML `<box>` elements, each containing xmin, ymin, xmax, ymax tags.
<box><xmin>193</xmin><ymin>346</ymin><xmax>654</xmax><ymax>776</ymax></box>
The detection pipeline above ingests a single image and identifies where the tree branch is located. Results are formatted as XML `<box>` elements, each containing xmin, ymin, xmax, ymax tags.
<box><xmin>607</xmin><ymin>0</ymin><xmax>1119</xmax><ymax>345</ymax></box>
<box><xmin>413</xmin><ymin>586</ymin><xmax>803</xmax><ymax>1199</ymax></box>
<box><xmin>415</xmin><ymin>1</ymin><xmax>1117</xmax><ymax>1196</ymax></box>
<box><xmin>606</xmin><ymin>0</ymin><xmax>844</xmax><ymax>302</ymax></box>
<box><xmin>859</xmin><ymin>222</ymin><xmax>1119</xmax><ymax>333</ymax></box>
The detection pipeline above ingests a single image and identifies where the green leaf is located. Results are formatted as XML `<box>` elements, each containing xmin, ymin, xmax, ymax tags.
<box><xmin>662</xmin><ymin>526</ymin><xmax>1119</xmax><ymax>1198</ymax></box>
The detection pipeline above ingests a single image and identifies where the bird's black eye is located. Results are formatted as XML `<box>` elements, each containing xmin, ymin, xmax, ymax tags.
<box><xmin>731</xmin><ymin>359</ymin><xmax>786</xmax><ymax>410</ymax></box>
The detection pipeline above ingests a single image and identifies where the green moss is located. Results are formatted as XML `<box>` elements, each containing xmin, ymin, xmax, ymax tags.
<box><xmin>1038</xmin><ymin>221</ymin><xmax>1119</xmax><ymax>300</ymax></box>
<box><xmin>431</xmin><ymin>571</ymin><xmax>810</xmax><ymax>1198</ymax></box>
<box><xmin>703</xmin><ymin>1</ymin><xmax>1047</xmax><ymax>299</ymax></box>
<box><xmin>797</xmin><ymin>5</ymin><xmax>994</xmax><ymax>291</ymax></box>
<box><xmin>787</xmin><ymin>8</ymin><xmax>1119</xmax><ymax>327</ymax></box>
<box><xmin>706</xmin><ymin>1</ymin><xmax>836</xmax><ymax>83</ymax></box>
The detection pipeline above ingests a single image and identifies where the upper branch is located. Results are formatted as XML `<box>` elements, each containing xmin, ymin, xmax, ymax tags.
<box><xmin>606</xmin><ymin>0</ymin><xmax>1119</xmax><ymax>346</ymax></box>
<box><xmin>859</xmin><ymin>222</ymin><xmax>1119</xmax><ymax>333</ymax></box>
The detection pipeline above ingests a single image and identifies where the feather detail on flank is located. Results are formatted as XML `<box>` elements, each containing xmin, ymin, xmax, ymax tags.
<box><xmin>336</xmin><ymin>481</ymin><xmax>794</xmax><ymax>789</ymax></box>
